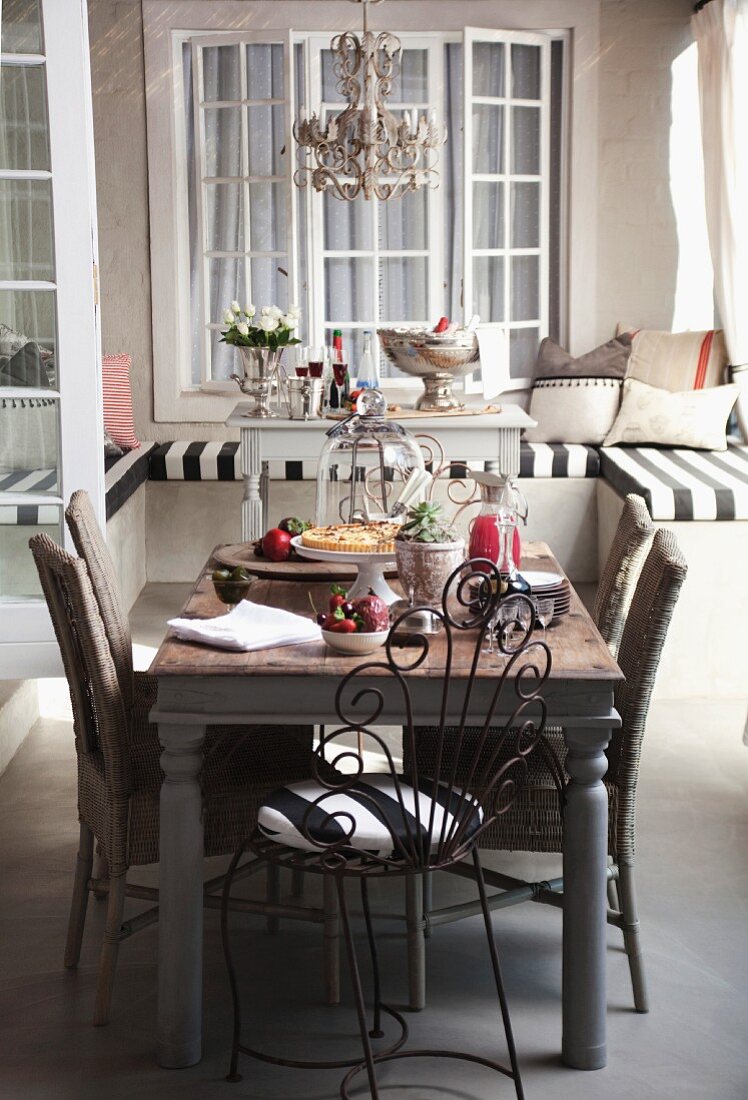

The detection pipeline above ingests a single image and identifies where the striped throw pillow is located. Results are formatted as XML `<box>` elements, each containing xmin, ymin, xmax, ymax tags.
<box><xmin>102</xmin><ymin>353</ymin><xmax>139</xmax><ymax>450</ymax></box>
<box><xmin>616</xmin><ymin>324</ymin><xmax>728</xmax><ymax>391</ymax></box>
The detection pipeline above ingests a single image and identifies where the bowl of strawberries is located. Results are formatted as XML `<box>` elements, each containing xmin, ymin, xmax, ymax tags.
<box><xmin>316</xmin><ymin>584</ymin><xmax>391</xmax><ymax>655</ymax></box>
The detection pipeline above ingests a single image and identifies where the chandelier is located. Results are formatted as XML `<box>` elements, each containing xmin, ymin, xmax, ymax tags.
<box><xmin>294</xmin><ymin>0</ymin><xmax>446</xmax><ymax>201</ymax></box>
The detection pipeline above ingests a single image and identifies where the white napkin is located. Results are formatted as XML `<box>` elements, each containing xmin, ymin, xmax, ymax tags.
<box><xmin>168</xmin><ymin>600</ymin><xmax>322</xmax><ymax>652</ymax></box>
<box><xmin>476</xmin><ymin>327</ymin><xmax>510</xmax><ymax>400</ymax></box>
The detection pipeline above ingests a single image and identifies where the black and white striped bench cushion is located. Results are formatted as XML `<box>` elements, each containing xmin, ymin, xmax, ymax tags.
<box><xmin>600</xmin><ymin>444</ymin><xmax>748</xmax><ymax>521</ymax></box>
<box><xmin>105</xmin><ymin>443</ymin><xmax>157</xmax><ymax>519</ymax></box>
<box><xmin>257</xmin><ymin>774</ymin><xmax>483</xmax><ymax>859</ymax></box>
<box><xmin>146</xmin><ymin>441</ymin><xmax>600</xmax><ymax>482</ymax></box>
<box><xmin>0</xmin><ymin>468</ymin><xmax>58</xmax><ymax>526</ymax></box>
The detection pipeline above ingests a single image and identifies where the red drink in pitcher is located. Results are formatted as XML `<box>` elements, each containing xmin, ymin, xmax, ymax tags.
<box><xmin>469</xmin><ymin>514</ymin><xmax>501</xmax><ymax>570</ymax></box>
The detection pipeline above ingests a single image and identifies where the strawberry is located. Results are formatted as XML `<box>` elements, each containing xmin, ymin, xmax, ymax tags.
<box><xmin>433</xmin><ymin>316</ymin><xmax>449</xmax><ymax>333</ymax></box>
<box><xmin>329</xmin><ymin>618</ymin><xmax>357</xmax><ymax>634</ymax></box>
<box><xmin>329</xmin><ymin>593</ymin><xmax>346</xmax><ymax>613</ymax></box>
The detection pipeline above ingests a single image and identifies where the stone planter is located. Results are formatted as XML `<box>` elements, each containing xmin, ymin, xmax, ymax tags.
<box><xmin>394</xmin><ymin>537</ymin><xmax>465</xmax><ymax>609</ymax></box>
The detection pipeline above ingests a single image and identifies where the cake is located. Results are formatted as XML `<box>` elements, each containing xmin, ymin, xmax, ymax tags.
<box><xmin>301</xmin><ymin>522</ymin><xmax>399</xmax><ymax>554</ymax></box>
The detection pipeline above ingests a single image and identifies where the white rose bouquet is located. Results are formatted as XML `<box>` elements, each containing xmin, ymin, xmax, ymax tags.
<box><xmin>220</xmin><ymin>302</ymin><xmax>301</xmax><ymax>351</ymax></box>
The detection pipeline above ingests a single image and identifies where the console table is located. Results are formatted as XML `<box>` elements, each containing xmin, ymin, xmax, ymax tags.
<box><xmin>226</xmin><ymin>403</ymin><xmax>535</xmax><ymax>541</ymax></box>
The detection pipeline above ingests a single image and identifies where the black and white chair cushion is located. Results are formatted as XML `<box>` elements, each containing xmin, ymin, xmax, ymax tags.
<box><xmin>257</xmin><ymin>774</ymin><xmax>483</xmax><ymax>859</ymax></box>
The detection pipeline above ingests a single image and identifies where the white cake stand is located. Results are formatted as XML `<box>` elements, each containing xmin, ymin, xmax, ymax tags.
<box><xmin>291</xmin><ymin>536</ymin><xmax>400</xmax><ymax>605</ymax></box>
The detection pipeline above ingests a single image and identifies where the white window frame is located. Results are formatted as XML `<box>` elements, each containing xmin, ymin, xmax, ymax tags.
<box><xmin>144</xmin><ymin>1</ymin><xmax>599</xmax><ymax>423</ymax></box>
<box><xmin>463</xmin><ymin>27</ymin><xmax>551</xmax><ymax>394</ymax></box>
<box><xmin>0</xmin><ymin>0</ymin><xmax>103</xmax><ymax>677</ymax></box>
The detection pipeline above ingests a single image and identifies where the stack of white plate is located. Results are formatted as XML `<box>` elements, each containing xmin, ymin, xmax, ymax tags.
<box><xmin>522</xmin><ymin>570</ymin><xmax>571</xmax><ymax>618</ymax></box>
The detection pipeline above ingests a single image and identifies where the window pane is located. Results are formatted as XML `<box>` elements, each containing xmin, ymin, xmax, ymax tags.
<box><xmin>510</xmin><ymin>327</ymin><xmax>540</xmax><ymax>379</ymax></box>
<box><xmin>208</xmin><ymin>258</ymin><xmax>246</xmax><ymax>326</ymax></box>
<box><xmin>247</xmin><ymin>105</ymin><xmax>284</xmax><ymax>176</ymax></box>
<box><xmin>473</xmin><ymin>257</ymin><xmax>504</xmax><ymax>322</ymax></box>
<box><xmin>510</xmin><ymin>182</ymin><xmax>540</xmax><ymax>247</ymax></box>
<box><xmin>472</xmin><ymin>42</ymin><xmax>505</xmax><ymax>98</ymax></box>
<box><xmin>511</xmin><ymin>255</ymin><xmax>540</xmax><ymax>321</ymax></box>
<box><xmin>0</xmin><ymin>396</ymin><xmax>59</xmax><ymax>491</ymax></box>
<box><xmin>1</xmin><ymin>0</ymin><xmax>43</xmax><ymax>54</ymax></box>
<box><xmin>379</xmin><ymin>189</ymin><xmax>428</xmax><ymax>251</ymax></box>
<box><xmin>325</xmin><ymin>258</ymin><xmax>374</xmax><ymax>323</ymax></box>
<box><xmin>472</xmin><ymin>182</ymin><xmax>504</xmax><ymax>249</ymax></box>
<box><xmin>203</xmin><ymin>108</ymin><xmax>242</xmax><ymax>176</ymax></box>
<box><xmin>202</xmin><ymin>45</ymin><xmax>240</xmax><ymax>102</ymax></box>
<box><xmin>472</xmin><ymin>105</ymin><xmax>504</xmax><ymax>174</ymax></box>
<box><xmin>321</xmin><ymin>50</ymin><xmax>345</xmax><ymax>102</ymax></box>
<box><xmin>0</xmin><ymin>507</ymin><xmax>61</xmax><ymax>601</ymax></box>
<box><xmin>512</xmin><ymin>44</ymin><xmax>541</xmax><ymax>100</ymax></box>
<box><xmin>380</xmin><ymin>257</ymin><xmax>428</xmax><ymax>322</ymax></box>
<box><xmin>205</xmin><ymin>184</ymin><xmax>243</xmax><ymax>252</ymax></box>
<box><xmin>249</xmin><ymin>182</ymin><xmax>286</xmax><ymax>252</ymax></box>
<box><xmin>246</xmin><ymin>44</ymin><xmax>284</xmax><ymax>99</ymax></box>
<box><xmin>0</xmin><ymin>290</ymin><xmax>56</xmax><ymax>386</ymax></box>
<box><xmin>324</xmin><ymin>191</ymin><xmax>373</xmax><ymax>251</ymax></box>
<box><xmin>0</xmin><ymin>65</ymin><xmax>50</xmax><ymax>171</ymax></box>
<box><xmin>0</xmin><ymin>179</ymin><xmax>54</xmax><ymax>281</ymax></box>
<box><xmin>250</xmin><ymin>256</ymin><xmax>290</xmax><ymax>311</ymax></box>
<box><xmin>390</xmin><ymin>50</ymin><xmax>428</xmax><ymax>102</ymax></box>
<box><xmin>209</xmin><ymin>328</ymin><xmax>238</xmax><ymax>382</ymax></box>
<box><xmin>512</xmin><ymin>106</ymin><xmax>540</xmax><ymax>175</ymax></box>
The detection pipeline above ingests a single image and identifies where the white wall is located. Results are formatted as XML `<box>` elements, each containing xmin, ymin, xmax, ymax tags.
<box><xmin>88</xmin><ymin>0</ymin><xmax>699</xmax><ymax>441</ymax></box>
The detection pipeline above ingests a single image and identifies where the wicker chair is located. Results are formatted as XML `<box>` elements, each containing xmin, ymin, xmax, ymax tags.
<box><xmin>29</xmin><ymin>533</ymin><xmax>339</xmax><ymax>1027</ymax></box>
<box><xmin>409</xmin><ymin>528</ymin><xmax>687</xmax><ymax>1015</ymax></box>
<box><xmin>594</xmin><ymin>493</ymin><xmax>654</xmax><ymax>656</ymax></box>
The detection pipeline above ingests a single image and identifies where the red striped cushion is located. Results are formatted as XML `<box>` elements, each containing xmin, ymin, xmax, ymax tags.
<box><xmin>616</xmin><ymin>324</ymin><xmax>728</xmax><ymax>392</ymax></box>
<box><xmin>102</xmin><ymin>353</ymin><xmax>140</xmax><ymax>451</ymax></box>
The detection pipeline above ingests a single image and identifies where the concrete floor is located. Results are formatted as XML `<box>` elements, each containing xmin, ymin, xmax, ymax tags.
<box><xmin>1</xmin><ymin>585</ymin><xmax>747</xmax><ymax>1099</ymax></box>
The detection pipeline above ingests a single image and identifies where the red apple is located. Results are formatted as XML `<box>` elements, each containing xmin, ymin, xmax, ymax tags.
<box><xmin>262</xmin><ymin>527</ymin><xmax>292</xmax><ymax>562</ymax></box>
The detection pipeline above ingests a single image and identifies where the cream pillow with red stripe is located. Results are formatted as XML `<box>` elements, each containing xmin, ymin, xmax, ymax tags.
<box><xmin>616</xmin><ymin>324</ymin><xmax>728</xmax><ymax>392</ymax></box>
<box><xmin>102</xmin><ymin>353</ymin><xmax>140</xmax><ymax>451</ymax></box>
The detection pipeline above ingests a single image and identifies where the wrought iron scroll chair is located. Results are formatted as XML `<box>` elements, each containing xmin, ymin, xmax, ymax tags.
<box><xmin>29</xmin><ymin>533</ymin><xmax>339</xmax><ymax>1027</ymax></box>
<box><xmin>409</xmin><ymin>528</ymin><xmax>687</xmax><ymax>1016</ymax></box>
<box><xmin>221</xmin><ymin>559</ymin><xmax>559</xmax><ymax>1099</ymax></box>
<box><xmin>65</xmin><ymin>490</ymin><xmax>328</xmax><ymax>935</ymax></box>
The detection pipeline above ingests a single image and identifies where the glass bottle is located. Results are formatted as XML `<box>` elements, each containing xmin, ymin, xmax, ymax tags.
<box><xmin>356</xmin><ymin>330</ymin><xmax>379</xmax><ymax>389</ymax></box>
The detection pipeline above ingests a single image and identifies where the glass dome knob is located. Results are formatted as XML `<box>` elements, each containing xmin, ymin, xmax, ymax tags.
<box><xmin>357</xmin><ymin>388</ymin><xmax>387</xmax><ymax>418</ymax></box>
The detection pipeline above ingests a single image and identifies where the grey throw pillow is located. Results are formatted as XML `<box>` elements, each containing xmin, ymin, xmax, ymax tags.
<box><xmin>535</xmin><ymin>334</ymin><xmax>632</xmax><ymax>381</ymax></box>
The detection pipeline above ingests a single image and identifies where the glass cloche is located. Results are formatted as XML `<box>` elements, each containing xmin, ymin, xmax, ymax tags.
<box><xmin>314</xmin><ymin>389</ymin><xmax>426</xmax><ymax>527</ymax></box>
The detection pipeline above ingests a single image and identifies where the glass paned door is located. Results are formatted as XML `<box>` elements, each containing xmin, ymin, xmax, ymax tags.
<box><xmin>0</xmin><ymin>0</ymin><xmax>103</xmax><ymax>675</ymax></box>
<box><xmin>463</xmin><ymin>28</ymin><xmax>550</xmax><ymax>393</ymax></box>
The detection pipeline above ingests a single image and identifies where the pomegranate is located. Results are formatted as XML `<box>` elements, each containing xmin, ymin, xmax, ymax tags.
<box><xmin>261</xmin><ymin>528</ymin><xmax>292</xmax><ymax>562</ymax></box>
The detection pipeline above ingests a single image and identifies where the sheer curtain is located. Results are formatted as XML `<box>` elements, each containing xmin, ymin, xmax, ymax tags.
<box><xmin>693</xmin><ymin>0</ymin><xmax>748</xmax><ymax>437</ymax></box>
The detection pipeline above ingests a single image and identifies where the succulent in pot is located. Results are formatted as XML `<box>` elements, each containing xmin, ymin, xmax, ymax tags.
<box><xmin>394</xmin><ymin>501</ymin><xmax>465</xmax><ymax>612</ymax></box>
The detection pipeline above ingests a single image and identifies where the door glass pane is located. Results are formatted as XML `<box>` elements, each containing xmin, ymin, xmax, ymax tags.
<box><xmin>205</xmin><ymin>184</ymin><xmax>243</xmax><ymax>252</ymax></box>
<box><xmin>473</xmin><ymin>42</ymin><xmax>505</xmax><ymax>98</ymax></box>
<box><xmin>380</xmin><ymin>257</ymin><xmax>428</xmax><ymax>322</ymax></box>
<box><xmin>390</xmin><ymin>50</ymin><xmax>428</xmax><ymax>102</ymax></box>
<box><xmin>379</xmin><ymin>189</ymin><xmax>428</xmax><ymax>251</ymax></box>
<box><xmin>208</xmin><ymin>258</ymin><xmax>246</xmax><ymax>325</ymax></box>
<box><xmin>512</xmin><ymin>107</ymin><xmax>540</xmax><ymax>175</ymax></box>
<box><xmin>202</xmin><ymin>45</ymin><xmax>240</xmax><ymax>102</ymax></box>
<box><xmin>510</xmin><ymin>182</ymin><xmax>540</xmax><ymax>247</ymax></box>
<box><xmin>0</xmin><ymin>179</ymin><xmax>55</xmax><ymax>281</ymax></box>
<box><xmin>0</xmin><ymin>396</ymin><xmax>59</xmax><ymax>490</ymax></box>
<box><xmin>472</xmin><ymin>105</ymin><xmax>504</xmax><ymax>174</ymax></box>
<box><xmin>473</xmin><ymin>182</ymin><xmax>504</xmax><ymax>249</ymax></box>
<box><xmin>209</xmin><ymin>328</ymin><xmax>238</xmax><ymax>382</ymax></box>
<box><xmin>0</xmin><ymin>290</ymin><xmax>57</xmax><ymax>387</ymax></box>
<box><xmin>473</xmin><ymin>257</ymin><xmax>505</xmax><ymax>322</ymax></box>
<box><xmin>321</xmin><ymin>50</ymin><xmax>346</xmax><ymax>102</ymax></box>
<box><xmin>203</xmin><ymin>108</ymin><xmax>242</xmax><ymax>176</ymax></box>
<box><xmin>249</xmin><ymin>182</ymin><xmax>286</xmax><ymax>252</ymax></box>
<box><xmin>1</xmin><ymin>0</ymin><xmax>43</xmax><ymax>54</ymax></box>
<box><xmin>325</xmin><ymin>258</ymin><xmax>374</xmax><ymax>323</ymax></box>
<box><xmin>510</xmin><ymin>327</ymin><xmax>540</xmax><ymax>379</ymax></box>
<box><xmin>324</xmin><ymin>191</ymin><xmax>373</xmax><ymax>251</ymax></box>
<box><xmin>0</xmin><ymin>506</ymin><xmax>61</xmax><ymax>601</ymax></box>
<box><xmin>0</xmin><ymin>65</ymin><xmax>50</xmax><ymax>171</ymax></box>
<box><xmin>247</xmin><ymin>105</ymin><xmax>284</xmax><ymax>175</ymax></box>
<box><xmin>246</xmin><ymin>44</ymin><xmax>283</xmax><ymax>99</ymax></box>
<box><xmin>511</xmin><ymin>44</ymin><xmax>541</xmax><ymax>100</ymax></box>
<box><xmin>250</xmin><ymin>256</ymin><xmax>290</xmax><ymax>311</ymax></box>
<box><xmin>511</xmin><ymin>255</ymin><xmax>539</xmax><ymax>321</ymax></box>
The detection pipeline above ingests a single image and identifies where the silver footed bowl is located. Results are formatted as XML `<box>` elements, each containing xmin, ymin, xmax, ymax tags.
<box><xmin>377</xmin><ymin>327</ymin><xmax>480</xmax><ymax>412</ymax></box>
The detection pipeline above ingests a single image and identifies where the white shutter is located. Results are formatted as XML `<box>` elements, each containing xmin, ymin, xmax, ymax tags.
<box><xmin>463</xmin><ymin>27</ymin><xmax>551</xmax><ymax>394</ymax></box>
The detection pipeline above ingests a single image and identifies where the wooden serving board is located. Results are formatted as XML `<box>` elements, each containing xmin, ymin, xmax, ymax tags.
<box><xmin>213</xmin><ymin>543</ymin><xmax>397</xmax><ymax>581</ymax></box>
<box><xmin>325</xmin><ymin>403</ymin><xmax>502</xmax><ymax>421</ymax></box>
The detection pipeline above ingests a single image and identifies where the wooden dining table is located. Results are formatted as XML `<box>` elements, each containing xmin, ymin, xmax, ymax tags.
<box><xmin>149</xmin><ymin>542</ymin><xmax>623</xmax><ymax>1073</ymax></box>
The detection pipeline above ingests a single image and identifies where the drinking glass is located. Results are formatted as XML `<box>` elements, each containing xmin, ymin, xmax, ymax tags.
<box><xmin>307</xmin><ymin>346</ymin><xmax>327</xmax><ymax>378</ymax></box>
<box><xmin>533</xmin><ymin>597</ymin><xmax>554</xmax><ymax>639</ymax></box>
<box><xmin>497</xmin><ymin>596</ymin><xmax>532</xmax><ymax>652</ymax></box>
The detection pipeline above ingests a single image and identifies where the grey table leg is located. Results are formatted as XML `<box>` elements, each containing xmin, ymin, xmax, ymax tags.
<box><xmin>240</xmin><ymin>426</ymin><xmax>264</xmax><ymax>542</ymax></box>
<box><xmin>562</xmin><ymin>725</ymin><xmax>611</xmax><ymax>1071</ymax></box>
<box><xmin>157</xmin><ymin>722</ymin><xmax>206</xmax><ymax>1068</ymax></box>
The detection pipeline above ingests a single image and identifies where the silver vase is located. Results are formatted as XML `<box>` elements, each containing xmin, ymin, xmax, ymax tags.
<box><xmin>232</xmin><ymin>346</ymin><xmax>282</xmax><ymax>419</ymax></box>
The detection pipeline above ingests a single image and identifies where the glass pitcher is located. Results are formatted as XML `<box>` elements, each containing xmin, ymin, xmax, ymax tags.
<box><xmin>468</xmin><ymin>472</ymin><xmax>527</xmax><ymax>570</ymax></box>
